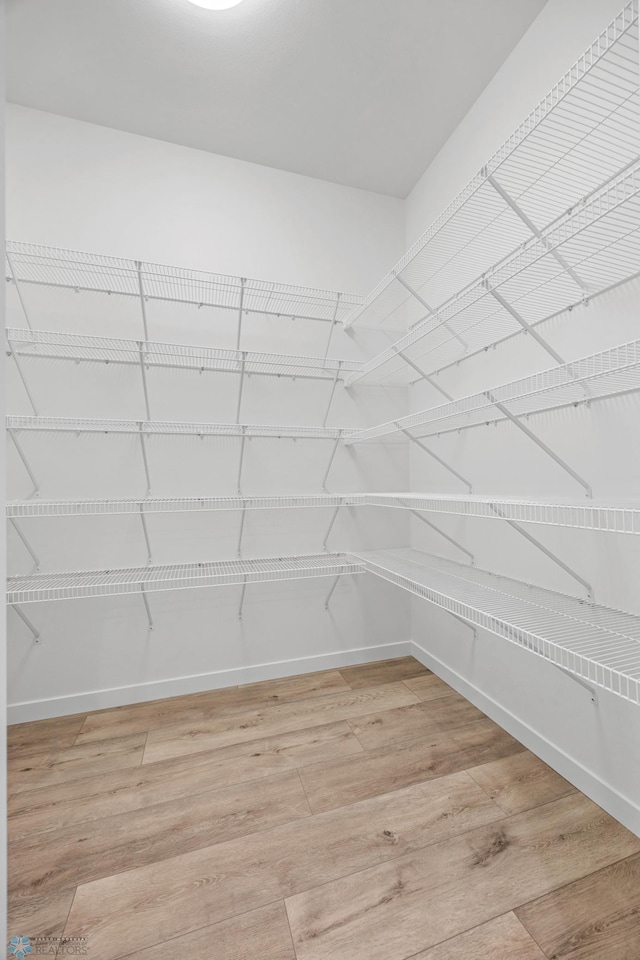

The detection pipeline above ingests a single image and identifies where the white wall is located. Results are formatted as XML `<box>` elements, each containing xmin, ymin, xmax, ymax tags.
<box><xmin>5</xmin><ymin>106</ymin><xmax>411</xmax><ymax>721</ymax></box>
<box><xmin>404</xmin><ymin>0</ymin><xmax>640</xmax><ymax>835</ymax></box>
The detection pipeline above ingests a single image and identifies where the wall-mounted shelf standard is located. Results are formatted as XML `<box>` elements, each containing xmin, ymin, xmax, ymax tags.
<box><xmin>355</xmin><ymin>548</ymin><xmax>640</xmax><ymax>704</ymax></box>
<box><xmin>347</xmin><ymin>338</ymin><xmax>640</xmax><ymax>443</ymax></box>
<box><xmin>6</xmin><ymin>329</ymin><xmax>360</xmax><ymax>382</ymax></box>
<box><xmin>347</xmin><ymin>160</ymin><xmax>640</xmax><ymax>386</ymax></box>
<box><xmin>344</xmin><ymin>0</ymin><xmax>638</xmax><ymax>331</ymax></box>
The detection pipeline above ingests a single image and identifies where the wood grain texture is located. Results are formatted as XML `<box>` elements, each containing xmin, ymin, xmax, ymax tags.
<box><xmin>516</xmin><ymin>853</ymin><xmax>640</xmax><ymax>960</ymax></box>
<box><xmin>121</xmin><ymin>901</ymin><xmax>296</xmax><ymax>960</ymax></box>
<box><xmin>347</xmin><ymin>694</ymin><xmax>485</xmax><ymax>751</ymax></box>
<box><xmin>468</xmin><ymin>750</ymin><xmax>576</xmax><ymax>816</ymax></box>
<box><xmin>407</xmin><ymin>913</ymin><xmax>546</xmax><ymax>960</ymax></box>
<box><xmin>339</xmin><ymin>657</ymin><xmax>428</xmax><ymax>689</ymax></box>
<box><xmin>142</xmin><ymin>682</ymin><xmax>419</xmax><ymax>764</ymax></box>
<box><xmin>285</xmin><ymin>794</ymin><xmax>640</xmax><ymax>960</ymax></box>
<box><xmin>62</xmin><ymin>772</ymin><xmax>505</xmax><ymax>959</ymax></box>
<box><xmin>10</xmin><ymin>771</ymin><xmax>311</xmax><ymax>900</ymax></box>
<box><xmin>299</xmin><ymin>718</ymin><xmax>524</xmax><ymax>813</ymax></box>
<box><xmin>9</xmin><ymin>721</ymin><xmax>362</xmax><ymax>840</ymax></box>
<box><xmin>402</xmin><ymin>673</ymin><xmax>457</xmax><ymax>701</ymax></box>
<box><xmin>8</xmin><ymin>713</ymin><xmax>87</xmax><ymax>755</ymax></box>
<box><xmin>76</xmin><ymin>669</ymin><xmax>351</xmax><ymax>744</ymax></box>
<box><xmin>8</xmin><ymin>887</ymin><xmax>77</xmax><ymax>942</ymax></box>
<box><xmin>8</xmin><ymin>732</ymin><xmax>147</xmax><ymax>793</ymax></box>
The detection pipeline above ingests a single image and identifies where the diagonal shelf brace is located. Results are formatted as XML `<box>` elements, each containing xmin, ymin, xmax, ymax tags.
<box><xmin>140</xmin><ymin>584</ymin><xmax>154</xmax><ymax>631</ymax></box>
<box><xmin>396</xmin><ymin>274</ymin><xmax>468</xmax><ymax>350</ymax></box>
<box><xmin>8</xmin><ymin>517</ymin><xmax>40</xmax><ymax>572</ymax></box>
<box><xmin>323</xmin><ymin>362</ymin><xmax>342</xmax><ymax>427</ymax></box>
<box><xmin>237</xmin><ymin>505</ymin><xmax>247</xmax><ymax>557</ymax></box>
<box><xmin>136</xmin><ymin>261</ymin><xmax>150</xmax><ymax>341</ymax></box>
<box><xmin>138</xmin><ymin>342</ymin><xmax>151</xmax><ymax>420</ymax></box>
<box><xmin>138</xmin><ymin>423</ymin><xmax>152</xmax><ymax>496</ymax></box>
<box><xmin>322</xmin><ymin>504</ymin><xmax>342</xmax><ymax>551</ymax></box>
<box><xmin>236</xmin><ymin>352</ymin><xmax>247</xmax><ymax>424</ymax></box>
<box><xmin>489</xmin><ymin>503</ymin><xmax>593</xmax><ymax>599</ymax></box>
<box><xmin>483</xmin><ymin>285</ymin><xmax>567</xmax><ymax>367</ymax></box>
<box><xmin>10</xmin><ymin>603</ymin><xmax>40</xmax><ymax>643</ymax></box>
<box><xmin>8</xmin><ymin>428</ymin><xmax>40</xmax><ymax>497</ymax></box>
<box><xmin>400</xmin><ymin>428</ymin><xmax>473</xmax><ymax>492</ymax></box>
<box><xmin>501</xmin><ymin>621</ymin><xmax>597</xmax><ymax>702</ymax></box>
<box><xmin>7</xmin><ymin>339</ymin><xmax>38</xmax><ymax>415</ymax></box>
<box><xmin>484</xmin><ymin>392</ymin><xmax>592</xmax><ymax>497</ymax></box>
<box><xmin>237</xmin><ymin>428</ymin><xmax>247</xmax><ymax>495</ymax></box>
<box><xmin>393</xmin><ymin>346</ymin><xmax>454</xmax><ymax>400</ymax></box>
<box><xmin>236</xmin><ymin>279</ymin><xmax>246</xmax><ymax>351</ymax></box>
<box><xmin>324</xmin><ymin>294</ymin><xmax>342</xmax><ymax>358</ymax></box>
<box><xmin>238</xmin><ymin>577</ymin><xmax>247</xmax><ymax>621</ymax></box>
<box><xmin>322</xmin><ymin>436</ymin><xmax>341</xmax><ymax>492</ymax></box>
<box><xmin>6</xmin><ymin>252</ymin><xmax>33</xmax><ymax>332</ymax></box>
<box><xmin>139</xmin><ymin>503</ymin><xmax>152</xmax><ymax>564</ymax></box>
<box><xmin>324</xmin><ymin>574</ymin><xmax>341</xmax><ymax>610</ymax></box>
<box><xmin>405</xmin><ymin>506</ymin><xmax>475</xmax><ymax>564</ymax></box>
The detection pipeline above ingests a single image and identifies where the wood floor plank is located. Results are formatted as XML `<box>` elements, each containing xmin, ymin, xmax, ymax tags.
<box><xmin>406</xmin><ymin>913</ymin><xmax>546</xmax><ymax>960</ymax></box>
<box><xmin>339</xmin><ymin>656</ymin><xmax>428</xmax><ymax>689</ymax></box>
<box><xmin>75</xmin><ymin>669</ymin><xmax>350</xmax><ymax>744</ymax></box>
<box><xmin>9</xmin><ymin>721</ymin><xmax>363</xmax><ymax>840</ymax></box>
<box><xmin>62</xmin><ymin>770</ymin><xmax>505</xmax><ymax>960</ymax></box>
<box><xmin>121</xmin><ymin>901</ymin><xmax>296</xmax><ymax>960</ymax></box>
<box><xmin>142</xmin><ymin>682</ymin><xmax>419</xmax><ymax>764</ymax></box>
<box><xmin>468</xmin><ymin>750</ymin><xmax>576</xmax><ymax>816</ymax></box>
<box><xmin>8</xmin><ymin>888</ymin><xmax>76</xmax><ymax>942</ymax></box>
<box><xmin>299</xmin><ymin>718</ymin><xmax>524</xmax><ymax>813</ymax></box>
<box><xmin>8</xmin><ymin>713</ymin><xmax>87</xmax><ymax>755</ymax></box>
<box><xmin>516</xmin><ymin>853</ymin><xmax>640</xmax><ymax>960</ymax></box>
<box><xmin>8</xmin><ymin>733</ymin><xmax>147</xmax><ymax>793</ymax></box>
<box><xmin>347</xmin><ymin>695</ymin><xmax>485</xmax><ymax>751</ymax></box>
<box><xmin>10</xmin><ymin>771</ymin><xmax>311</xmax><ymax>901</ymax></box>
<box><xmin>285</xmin><ymin>794</ymin><xmax>640</xmax><ymax>960</ymax></box>
<box><xmin>403</xmin><ymin>673</ymin><xmax>457</xmax><ymax>702</ymax></box>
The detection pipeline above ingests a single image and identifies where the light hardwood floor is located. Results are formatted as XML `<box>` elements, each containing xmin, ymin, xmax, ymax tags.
<box><xmin>8</xmin><ymin>656</ymin><xmax>640</xmax><ymax>959</ymax></box>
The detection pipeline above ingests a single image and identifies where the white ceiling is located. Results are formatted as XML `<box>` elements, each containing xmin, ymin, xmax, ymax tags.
<box><xmin>7</xmin><ymin>0</ymin><xmax>547</xmax><ymax>198</ymax></box>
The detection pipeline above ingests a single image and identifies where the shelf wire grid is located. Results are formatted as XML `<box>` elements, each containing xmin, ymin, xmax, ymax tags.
<box><xmin>355</xmin><ymin>549</ymin><xmax>640</xmax><ymax>703</ymax></box>
<box><xmin>347</xmin><ymin>159</ymin><xmax>640</xmax><ymax>386</ymax></box>
<box><xmin>6</xmin><ymin>416</ymin><xmax>351</xmax><ymax>441</ymax></box>
<box><xmin>6</xmin><ymin>495</ymin><xmax>363</xmax><ymax>517</ymax></box>
<box><xmin>5</xmin><ymin>243</ymin><xmax>361</xmax><ymax>324</ymax></box>
<box><xmin>344</xmin><ymin>0</ymin><xmax>639</xmax><ymax>330</ymax></box>
<box><xmin>7</xmin><ymin>553</ymin><xmax>364</xmax><ymax>604</ymax></box>
<box><xmin>347</xmin><ymin>338</ymin><xmax>640</xmax><ymax>442</ymax></box>
<box><xmin>5</xmin><ymin>329</ymin><xmax>360</xmax><ymax>381</ymax></box>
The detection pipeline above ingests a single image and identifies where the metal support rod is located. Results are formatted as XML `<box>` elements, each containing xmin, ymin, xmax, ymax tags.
<box><xmin>138</xmin><ymin>423</ymin><xmax>152</xmax><ymax>496</ymax></box>
<box><xmin>10</xmin><ymin>604</ymin><xmax>40</xmax><ymax>643</ymax></box>
<box><xmin>406</xmin><ymin>507</ymin><xmax>475</xmax><ymax>563</ymax></box>
<box><xmin>136</xmin><ymin>261</ymin><xmax>150</xmax><ymax>341</ymax></box>
<box><xmin>486</xmin><ymin>173</ymin><xmax>587</xmax><ymax>293</ymax></box>
<box><xmin>138</xmin><ymin>342</ymin><xmax>151</xmax><ymax>420</ymax></box>
<box><xmin>237</xmin><ymin>429</ymin><xmax>247</xmax><ymax>495</ymax></box>
<box><xmin>322</xmin><ymin>504</ymin><xmax>342</xmax><ymax>551</ymax></box>
<box><xmin>236</xmin><ymin>279</ymin><xmax>246</xmax><ymax>351</ymax></box>
<box><xmin>6</xmin><ymin>252</ymin><xmax>33</xmax><ymax>331</ymax></box>
<box><xmin>238</xmin><ymin>579</ymin><xmax>247</xmax><ymax>621</ymax></box>
<box><xmin>8</xmin><ymin>429</ymin><xmax>39</xmax><ymax>496</ymax></box>
<box><xmin>321</xmin><ymin>436</ymin><xmax>341</xmax><ymax>492</ymax></box>
<box><xmin>141</xmin><ymin>585</ymin><xmax>154</xmax><ymax>631</ymax></box>
<box><xmin>447</xmin><ymin>607</ymin><xmax>478</xmax><ymax>640</ymax></box>
<box><xmin>484</xmin><ymin>286</ymin><xmax>567</xmax><ymax>367</ymax></box>
<box><xmin>485</xmin><ymin>394</ymin><xmax>592</xmax><ymax>497</ymax></box>
<box><xmin>555</xmin><ymin>664</ymin><xmax>598</xmax><ymax>703</ymax></box>
<box><xmin>393</xmin><ymin>346</ymin><xmax>454</xmax><ymax>400</ymax></box>
<box><xmin>488</xmin><ymin>503</ymin><xmax>593</xmax><ymax>599</ymax></box>
<box><xmin>400</xmin><ymin>428</ymin><xmax>473</xmax><ymax>492</ymax></box>
<box><xmin>325</xmin><ymin>574</ymin><xmax>341</xmax><ymax>610</ymax></box>
<box><xmin>396</xmin><ymin>274</ymin><xmax>467</xmax><ymax>349</ymax></box>
<box><xmin>8</xmin><ymin>340</ymin><xmax>38</xmax><ymax>415</ymax></box>
<box><xmin>323</xmin><ymin>362</ymin><xmax>342</xmax><ymax>428</ymax></box>
<box><xmin>237</xmin><ymin>505</ymin><xmax>246</xmax><ymax>557</ymax></box>
<box><xmin>139</xmin><ymin>504</ymin><xmax>152</xmax><ymax>564</ymax></box>
<box><xmin>8</xmin><ymin>518</ymin><xmax>41</xmax><ymax>571</ymax></box>
<box><xmin>236</xmin><ymin>352</ymin><xmax>246</xmax><ymax>424</ymax></box>
<box><xmin>324</xmin><ymin>294</ymin><xmax>342</xmax><ymax>358</ymax></box>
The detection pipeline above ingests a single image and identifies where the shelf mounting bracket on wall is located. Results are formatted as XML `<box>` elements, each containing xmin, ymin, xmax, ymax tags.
<box><xmin>484</xmin><ymin>391</ymin><xmax>592</xmax><ymax>497</ymax></box>
<box><xmin>392</xmin><ymin>345</ymin><xmax>454</xmax><ymax>400</ymax></box>
<box><xmin>135</xmin><ymin>261</ymin><xmax>150</xmax><ymax>341</ymax></box>
<box><xmin>138</xmin><ymin>341</ymin><xmax>152</xmax><ymax>420</ymax></box>
<box><xmin>140</xmin><ymin>584</ymin><xmax>154</xmax><ymax>631</ymax></box>
<box><xmin>8</xmin><ymin>428</ymin><xmax>40</xmax><ymax>498</ymax></box>
<box><xmin>139</xmin><ymin>503</ymin><xmax>153</xmax><ymax>564</ymax></box>
<box><xmin>321</xmin><ymin>436</ymin><xmax>341</xmax><ymax>492</ymax></box>
<box><xmin>237</xmin><ymin>505</ymin><xmax>246</xmax><ymax>557</ymax></box>
<box><xmin>238</xmin><ymin>577</ymin><xmax>247</xmax><ymax>621</ymax></box>
<box><xmin>7</xmin><ymin>338</ymin><xmax>38</xmax><ymax>415</ymax></box>
<box><xmin>323</xmin><ymin>361</ymin><xmax>342</xmax><ymax>427</ymax></box>
<box><xmin>10</xmin><ymin>603</ymin><xmax>40</xmax><ymax>643</ymax></box>
<box><xmin>236</xmin><ymin>278</ymin><xmax>246</xmax><ymax>351</ymax></box>
<box><xmin>324</xmin><ymin>294</ymin><xmax>342</xmax><ymax>358</ymax></box>
<box><xmin>396</xmin><ymin>274</ymin><xmax>468</xmax><ymax>349</ymax></box>
<box><xmin>400</xmin><ymin>428</ymin><xmax>473</xmax><ymax>492</ymax></box>
<box><xmin>322</xmin><ymin>504</ymin><xmax>342</xmax><ymax>551</ymax></box>
<box><xmin>405</xmin><ymin>506</ymin><xmax>475</xmax><ymax>564</ymax></box>
<box><xmin>236</xmin><ymin>352</ymin><xmax>247</xmax><ymax>424</ymax></box>
<box><xmin>6</xmin><ymin>252</ymin><xmax>33</xmax><ymax>332</ymax></box>
<box><xmin>237</xmin><ymin>427</ymin><xmax>247</xmax><ymax>495</ymax></box>
<box><xmin>138</xmin><ymin>422</ymin><xmax>152</xmax><ymax>496</ymax></box>
<box><xmin>489</xmin><ymin>502</ymin><xmax>593</xmax><ymax>600</ymax></box>
<box><xmin>501</xmin><ymin>622</ymin><xmax>597</xmax><ymax>702</ymax></box>
<box><xmin>8</xmin><ymin>517</ymin><xmax>41</xmax><ymax>573</ymax></box>
<box><xmin>325</xmin><ymin>574</ymin><xmax>341</xmax><ymax>610</ymax></box>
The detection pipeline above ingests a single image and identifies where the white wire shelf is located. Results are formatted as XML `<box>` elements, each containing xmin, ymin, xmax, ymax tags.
<box><xmin>347</xmin><ymin>338</ymin><xmax>640</xmax><ymax>442</ymax></box>
<box><xmin>355</xmin><ymin>548</ymin><xmax>640</xmax><ymax>704</ymax></box>
<box><xmin>7</xmin><ymin>494</ymin><xmax>640</xmax><ymax>535</ymax></box>
<box><xmin>347</xmin><ymin>159</ymin><xmax>640</xmax><ymax>386</ymax></box>
<box><xmin>5</xmin><ymin>329</ymin><xmax>360</xmax><ymax>381</ymax></box>
<box><xmin>7</xmin><ymin>553</ymin><xmax>364</xmax><ymax>604</ymax></box>
<box><xmin>6</xmin><ymin>242</ymin><xmax>361</xmax><ymax>324</ymax></box>
<box><xmin>6</xmin><ymin>416</ymin><xmax>351</xmax><ymax>441</ymax></box>
<box><xmin>345</xmin><ymin>1</ymin><xmax>639</xmax><ymax>330</ymax></box>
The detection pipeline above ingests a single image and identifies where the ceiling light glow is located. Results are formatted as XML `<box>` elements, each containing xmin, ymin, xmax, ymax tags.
<box><xmin>187</xmin><ymin>0</ymin><xmax>245</xmax><ymax>9</ymax></box>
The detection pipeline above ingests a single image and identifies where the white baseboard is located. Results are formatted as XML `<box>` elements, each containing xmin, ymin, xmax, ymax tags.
<box><xmin>410</xmin><ymin>639</ymin><xmax>640</xmax><ymax>839</ymax></box>
<box><xmin>7</xmin><ymin>640</ymin><xmax>412</xmax><ymax>724</ymax></box>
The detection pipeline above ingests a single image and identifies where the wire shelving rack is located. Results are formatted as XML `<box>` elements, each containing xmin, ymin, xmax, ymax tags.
<box><xmin>6</xmin><ymin>416</ymin><xmax>350</xmax><ymax>440</ymax></box>
<box><xmin>355</xmin><ymin>549</ymin><xmax>640</xmax><ymax>704</ymax></box>
<box><xmin>344</xmin><ymin>0</ymin><xmax>639</xmax><ymax>332</ymax></box>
